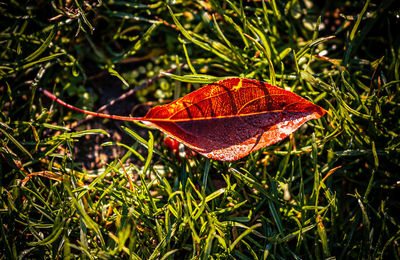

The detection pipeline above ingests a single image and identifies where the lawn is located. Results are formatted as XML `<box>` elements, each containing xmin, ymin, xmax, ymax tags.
<box><xmin>1</xmin><ymin>0</ymin><xmax>399</xmax><ymax>259</ymax></box>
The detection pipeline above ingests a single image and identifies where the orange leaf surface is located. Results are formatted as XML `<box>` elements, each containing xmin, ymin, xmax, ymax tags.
<box><xmin>40</xmin><ymin>78</ymin><xmax>326</xmax><ymax>161</ymax></box>
<box><xmin>142</xmin><ymin>78</ymin><xmax>325</xmax><ymax>160</ymax></box>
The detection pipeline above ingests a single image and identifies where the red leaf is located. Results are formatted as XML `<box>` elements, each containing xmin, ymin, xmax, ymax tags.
<box><xmin>40</xmin><ymin>78</ymin><xmax>326</xmax><ymax>161</ymax></box>
<box><xmin>143</xmin><ymin>78</ymin><xmax>325</xmax><ymax>160</ymax></box>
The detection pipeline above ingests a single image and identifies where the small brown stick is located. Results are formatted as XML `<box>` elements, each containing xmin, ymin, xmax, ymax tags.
<box><xmin>322</xmin><ymin>165</ymin><xmax>343</xmax><ymax>183</ymax></box>
<box><xmin>369</xmin><ymin>57</ymin><xmax>384</xmax><ymax>96</ymax></box>
<box><xmin>21</xmin><ymin>171</ymin><xmax>63</xmax><ymax>187</ymax></box>
<box><xmin>119</xmin><ymin>159</ymin><xmax>134</xmax><ymax>192</ymax></box>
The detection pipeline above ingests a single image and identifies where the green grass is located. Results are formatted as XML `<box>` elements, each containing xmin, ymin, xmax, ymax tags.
<box><xmin>1</xmin><ymin>0</ymin><xmax>400</xmax><ymax>259</ymax></box>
